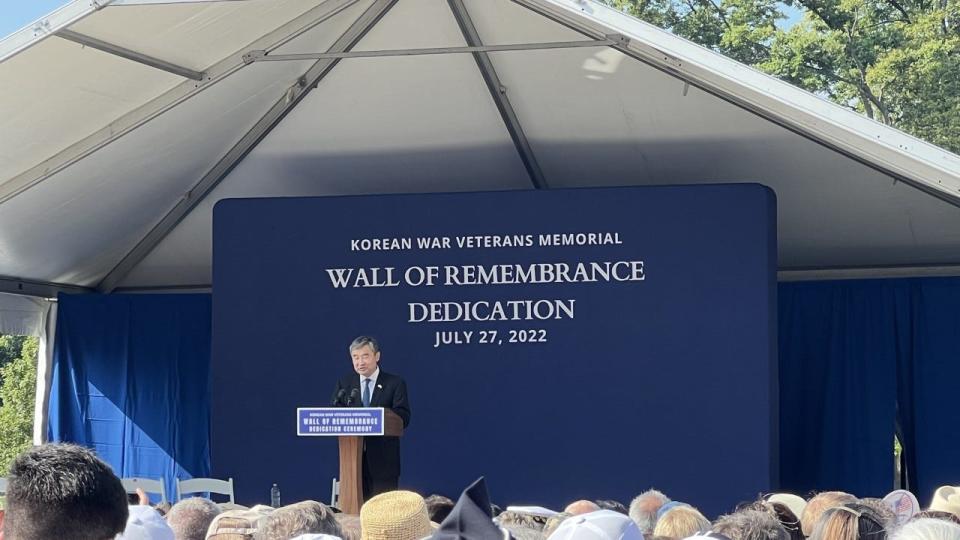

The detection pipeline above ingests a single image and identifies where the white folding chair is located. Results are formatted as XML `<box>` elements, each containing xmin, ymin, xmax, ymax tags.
<box><xmin>0</xmin><ymin>476</ymin><xmax>7</xmax><ymax>496</ymax></box>
<box><xmin>331</xmin><ymin>477</ymin><xmax>340</xmax><ymax>508</ymax></box>
<box><xmin>121</xmin><ymin>477</ymin><xmax>167</xmax><ymax>504</ymax></box>
<box><xmin>176</xmin><ymin>477</ymin><xmax>234</xmax><ymax>503</ymax></box>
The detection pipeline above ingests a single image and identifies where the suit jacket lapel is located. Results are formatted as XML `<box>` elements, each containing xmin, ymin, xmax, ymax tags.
<box><xmin>369</xmin><ymin>372</ymin><xmax>386</xmax><ymax>407</ymax></box>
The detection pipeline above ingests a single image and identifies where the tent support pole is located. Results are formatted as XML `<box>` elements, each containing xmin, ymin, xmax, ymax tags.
<box><xmin>448</xmin><ymin>0</ymin><xmax>549</xmax><ymax>190</ymax></box>
<box><xmin>0</xmin><ymin>276</ymin><xmax>91</xmax><ymax>298</ymax></box>
<box><xmin>95</xmin><ymin>0</ymin><xmax>399</xmax><ymax>293</ymax></box>
<box><xmin>56</xmin><ymin>29</ymin><xmax>205</xmax><ymax>80</ymax></box>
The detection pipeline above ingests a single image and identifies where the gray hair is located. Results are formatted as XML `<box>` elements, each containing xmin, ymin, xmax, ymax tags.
<box><xmin>713</xmin><ymin>509</ymin><xmax>790</xmax><ymax>540</ymax></box>
<box><xmin>629</xmin><ymin>489</ymin><xmax>671</xmax><ymax>534</ymax></box>
<box><xmin>895</xmin><ymin>519</ymin><xmax>960</xmax><ymax>540</ymax></box>
<box><xmin>335</xmin><ymin>513</ymin><xmax>362</xmax><ymax>540</ymax></box>
<box><xmin>349</xmin><ymin>336</ymin><xmax>380</xmax><ymax>354</ymax></box>
<box><xmin>166</xmin><ymin>497</ymin><xmax>222</xmax><ymax>540</ymax></box>
<box><xmin>254</xmin><ymin>500</ymin><xmax>342</xmax><ymax>540</ymax></box>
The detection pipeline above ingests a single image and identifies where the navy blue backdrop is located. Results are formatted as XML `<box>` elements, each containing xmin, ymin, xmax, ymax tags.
<box><xmin>211</xmin><ymin>186</ymin><xmax>778</xmax><ymax>515</ymax></box>
<box><xmin>779</xmin><ymin>278</ymin><xmax>960</xmax><ymax>500</ymax></box>
<box><xmin>48</xmin><ymin>293</ymin><xmax>212</xmax><ymax>501</ymax></box>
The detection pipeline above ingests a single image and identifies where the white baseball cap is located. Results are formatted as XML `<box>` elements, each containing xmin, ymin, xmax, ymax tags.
<box><xmin>548</xmin><ymin>510</ymin><xmax>644</xmax><ymax>540</ymax></box>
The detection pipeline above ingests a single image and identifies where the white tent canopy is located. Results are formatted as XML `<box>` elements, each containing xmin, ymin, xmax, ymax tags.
<box><xmin>3</xmin><ymin>0</ymin><xmax>960</xmax><ymax>298</ymax></box>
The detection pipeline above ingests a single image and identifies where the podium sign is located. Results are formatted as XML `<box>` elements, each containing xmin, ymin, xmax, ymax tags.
<box><xmin>297</xmin><ymin>407</ymin><xmax>385</xmax><ymax>436</ymax></box>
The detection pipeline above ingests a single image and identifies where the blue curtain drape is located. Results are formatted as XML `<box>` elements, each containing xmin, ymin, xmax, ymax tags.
<box><xmin>779</xmin><ymin>278</ymin><xmax>960</xmax><ymax>500</ymax></box>
<box><xmin>49</xmin><ymin>293</ymin><xmax>211</xmax><ymax>501</ymax></box>
<box><xmin>895</xmin><ymin>279</ymin><xmax>960</xmax><ymax>500</ymax></box>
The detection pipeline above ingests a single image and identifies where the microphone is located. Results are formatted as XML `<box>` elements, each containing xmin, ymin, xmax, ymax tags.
<box><xmin>348</xmin><ymin>388</ymin><xmax>360</xmax><ymax>406</ymax></box>
<box><xmin>332</xmin><ymin>388</ymin><xmax>347</xmax><ymax>406</ymax></box>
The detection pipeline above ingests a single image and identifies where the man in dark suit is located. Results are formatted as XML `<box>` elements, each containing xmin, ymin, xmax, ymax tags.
<box><xmin>330</xmin><ymin>336</ymin><xmax>411</xmax><ymax>500</ymax></box>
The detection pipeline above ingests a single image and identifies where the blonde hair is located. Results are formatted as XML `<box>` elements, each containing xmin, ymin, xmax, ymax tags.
<box><xmin>654</xmin><ymin>506</ymin><xmax>711</xmax><ymax>539</ymax></box>
<box><xmin>802</xmin><ymin>492</ymin><xmax>858</xmax><ymax>536</ymax></box>
<box><xmin>810</xmin><ymin>504</ymin><xmax>887</xmax><ymax>540</ymax></box>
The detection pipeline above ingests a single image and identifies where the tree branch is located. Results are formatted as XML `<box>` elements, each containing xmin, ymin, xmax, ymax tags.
<box><xmin>884</xmin><ymin>0</ymin><xmax>912</xmax><ymax>22</ymax></box>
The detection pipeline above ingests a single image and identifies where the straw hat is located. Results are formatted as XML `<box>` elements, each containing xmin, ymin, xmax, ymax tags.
<box><xmin>361</xmin><ymin>491</ymin><xmax>433</xmax><ymax>540</ymax></box>
<box><xmin>930</xmin><ymin>486</ymin><xmax>960</xmax><ymax>518</ymax></box>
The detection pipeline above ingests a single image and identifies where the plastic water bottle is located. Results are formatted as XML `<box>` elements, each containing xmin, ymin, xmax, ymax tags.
<box><xmin>270</xmin><ymin>483</ymin><xmax>281</xmax><ymax>508</ymax></box>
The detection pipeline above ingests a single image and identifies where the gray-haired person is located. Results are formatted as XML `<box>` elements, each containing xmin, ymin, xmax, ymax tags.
<box><xmin>629</xmin><ymin>489</ymin><xmax>671</xmax><ymax>535</ymax></box>
<box><xmin>166</xmin><ymin>497</ymin><xmax>222</xmax><ymax>540</ymax></box>
<box><xmin>330</xmin><ymin>335</ymin><xmax>411</xmax><ymax>499</ymax></box>
<box><xmin>254</xmin><ymin>500</ymin><xmax>342</xmax><ymax>540</ymax></box>
<box><xmin>713</xmin><ymin>509</ymin><xmax>790</xmax><ymax>540</ymax></box>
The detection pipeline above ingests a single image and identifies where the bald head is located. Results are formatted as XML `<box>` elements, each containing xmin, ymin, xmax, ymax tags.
<box><xmin>565</xmin><ymin>500</ymin><xmax>601</xmax><ymax>515</ymax></box>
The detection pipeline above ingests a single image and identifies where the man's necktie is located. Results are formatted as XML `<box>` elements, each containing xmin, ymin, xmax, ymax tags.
<box><xmin>362</xmin><ymin>378</ymin><xmax>371</xmax><ymax>407</ymax></box>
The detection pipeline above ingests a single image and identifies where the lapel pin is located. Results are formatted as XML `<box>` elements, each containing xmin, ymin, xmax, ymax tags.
<box><xmin>377</xmin><ymin>384</ymin><xmax>383</xmax><ymax>389</ymax></box>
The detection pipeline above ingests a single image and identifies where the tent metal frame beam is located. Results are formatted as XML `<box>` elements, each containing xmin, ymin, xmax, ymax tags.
<box><xmin>0</xmin><ymin>276</ymin><xmax>91</xmax><ymax>299</ymax></box>
<box><xmin>512</xmin><ymin>0</ymin><xmax>960</xmax><ymax>209</ymax></box>
<box><xmin>448</xmin><ymin>0</ymin><xmax>548</xmax><ymax>190</ymax></box>
<box><xmin>0</xmin><ymin>0</ymin><xmax>363</xmax><ymax>207</ymax></box>
<box><xmin>779</xmin><ymin>264</ymin><xmax>960</xmax><ymax>281</ymax></box>
<box><xmin>56</xmin><ymin>29</ymin><xmax>205</xmax><ymax>80</ymax></box>
<box><xmin>242</xmin><ymin>38</ymin><xmax>615</xmax><ymax>63</ymax></box>
<box><xmin>96</xmin><ymin>0</ymin><xmax>399</xmax><ymax>293</ymax></box>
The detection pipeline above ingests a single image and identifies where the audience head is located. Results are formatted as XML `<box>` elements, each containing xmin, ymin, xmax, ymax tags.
<box><xmin>425</xmin><ymin>495</ymin><xmax>456</xmax><ymax>524</ymax></box>
<box><xmin>930</xmin><ymin>487</ymin><xmax>960</xmax><ymax>521</ymax></box>
<box><xmin>117</xmin><ymin>505</ymin><xmax>175</xmax><ymax>540</ymax></box>
<box><xmin>859</xmin><ymin>498</ymin><xmax>897</xmax><ymax>529</ymax></box>
<box><xmin>548</xmin><ymin>509</ymin><xmax>643</xmax><ymax>540</ymax></box>
<box><xmin>2</xmin><ymin>443</ymin><xmax>129</xmax><ymax>540</ymax></box>
<box><xmin>165</xmin><ymin>497</ymin><xmax>221</xmax><ymax>540</ymax></box>
<box><xmin>713</xmin><ymin>509</ymin><xmax>789</xmax><ymax>540</ymax></box>
<box><xmin>254</xmin><ymin>500</ymin><xmax>341</xmax><ymax>540</ymax></box>
<box><xmin>653</xmin><ymin>505</ymin><xmax>710</xmax><ymax>539</ymax></box>
<box><xmin>335</xmin><ymin>513</ymin><xmax>362</xmax><ymax>540</ymax></box>
<box><xmin>566</xmin><ymin>501</ymin><xmax>602</xmax><ymax>516</ymax></box>
<box><xmin>895</xmin><ymin>518</ymin><xmax>960</xmax><ymax>540</ymax></box>
<box><xmin>809</xmin><ymin>503</ymin><xmax>886</xmax><ymax>540</ymax></box>
<box><xmin>802</xmin><ymin>491</ymin><xmax>858</xmax><ymax>536</ymax></box>
<box><xmin>596</xmin><ymin>500</ymin><xmax>629</xmax><ymax>515</ymax></box>
<box><xmin>738</xmin><ymin>500</ymin><xmax>802</xmax><ymax>540</ymax></box>
<box><xmin>629</xmin><ymin>490</ymin><xmax>671</xmax><ymax>535</ymax></box>
<box><xmin>360</xmin><ymin>490</ymin><xmax>432</xmax><ymax>540</ymax></box>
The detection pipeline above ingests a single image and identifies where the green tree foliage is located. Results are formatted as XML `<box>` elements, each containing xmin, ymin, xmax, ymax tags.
<box><xmin>603</xmin><ymin>0</ymin><xmax>960</xmax><ymax>153</ymax></box>
<box><xmin>0</xmin><ymin>335</ymin><xmax>27</xmax><ymax>370</ymax></box>
<box><xmin>0</xmin><ymin>336</ymin><xmax>37</xmax><ymax>472</ymax></box>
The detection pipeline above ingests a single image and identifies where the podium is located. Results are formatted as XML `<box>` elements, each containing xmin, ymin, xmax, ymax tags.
<box><xmin>296</xmin><ymin>406</ymin><xmax>404</xmax><ymax>515</ymax></box>
<box><xmin>337</xmin><ymin>408</ymin><xmax>404</xmax><ymax>514</ymax></box>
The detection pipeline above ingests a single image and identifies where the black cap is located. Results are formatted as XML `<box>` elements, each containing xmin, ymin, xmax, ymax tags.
<box><xmin>430</xmin><ymin>477</ymin><xmax>511</xmax><ymax>540</ymax></box>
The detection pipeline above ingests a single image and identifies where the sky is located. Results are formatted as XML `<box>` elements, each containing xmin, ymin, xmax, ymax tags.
<box><xmin>0</xmin><ymin>0</ymin><xmax>72</xmax><ymax>40</ymax></box>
